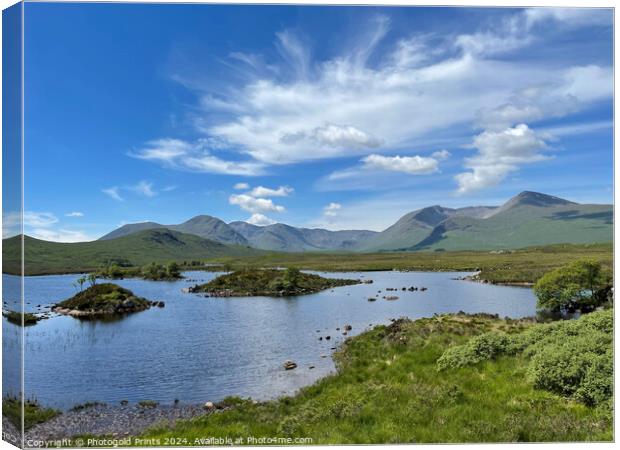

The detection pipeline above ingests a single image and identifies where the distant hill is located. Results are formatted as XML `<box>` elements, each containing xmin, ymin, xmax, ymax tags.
<box><xmin>357</xmin><ymin>205</ymin><xmax>497</xmax><ymax>252</ymax></box>
<box><xmin>364</xmin><ymin>191</ymin><xmax>612</xmax><ymax>252</ymax></box>
<box><xmin>99</xmin><ymin>215</ymin><xmax>248</xmax><ymax>246</ymax></box>
<box><xmin>92</xmin><ymin>190</ymin><xmax>612</xmax><ymax>254</ymax></box>
<box><xmin>101</xmin><ymin>215</ymin><xmax>375</xmax><ymax>252</ymax></box>
<box><xmin>3</xmin><ymin>229</ymin><xmax>259</xmax><ymax>275</ymax></box>
<box><xmin>228</xmin><ymin>222</ymin><xmax>377</xmax><ymax>252</ymax></box>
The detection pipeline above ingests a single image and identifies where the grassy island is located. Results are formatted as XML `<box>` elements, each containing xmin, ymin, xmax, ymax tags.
<box><xmin>188</xmin><ymin>268</ymin><xmax>360</xmax><ymax>297</ymax></box>
<box><xmin>53</xmin><ymin>283</ymin><xmax>155</xmax><ymax>317</ymax></box>
<box><xmin>142</xmin><ymin>310</ymin><xmax>612</xmax><ymax>443</ymax></box>
<box><xmin>2</xmin><ymin>311</ymin><xmax>41</xmax><ymax>326</ymax></box>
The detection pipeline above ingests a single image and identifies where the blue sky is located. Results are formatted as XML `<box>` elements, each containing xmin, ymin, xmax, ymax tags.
<box><xmin>8</xmin><ymin>4</ymin><xmax>614</xmax><ymax>241</ymax></box>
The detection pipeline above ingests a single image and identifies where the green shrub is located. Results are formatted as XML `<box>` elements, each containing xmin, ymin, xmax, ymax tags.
<box><xmin>534</xmin><ymin>259</ymin><xmax>608</xmax><ymax>312</ymax></box>
<box><xmin>437</xmin><ymin>309</ymin><xmax>613</xmax><ymax>408</ymax></box>
<box><xmin>436</xmin><ymin>332</ymin><xmax>511</xmax><ymax>370</ymax></box>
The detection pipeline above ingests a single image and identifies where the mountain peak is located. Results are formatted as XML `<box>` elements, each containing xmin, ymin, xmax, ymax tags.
<box><xmin>495</xmin><ymin>191</ymin><xmax>576</xmax><ymax>214</ymax></box>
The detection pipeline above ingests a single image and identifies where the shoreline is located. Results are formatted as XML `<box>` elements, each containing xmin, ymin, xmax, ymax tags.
<box><xmin>5</xmin><ymin>402</ymin><xmax>223</xmax><ymax>442</ymax></box>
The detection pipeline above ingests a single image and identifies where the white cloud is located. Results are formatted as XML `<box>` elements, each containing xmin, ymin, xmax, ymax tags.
<box><xmin>246</xmin><ymin>213</ymin><xmax>276</xmax><ymax>226</ymax></box>
<box><xmin>455</xmin><ymin>124</ymin><xmax>550</xmax><ymax>195</ymax></box>
<box><xmin>248</xmin><ymin>185</ymin><xmax>293</xmax><ymax>197</ymax></box>
<box><xmin>234</xmin><ymin>182</ymin><xmax>250</xmax><ymax>190</ymax></box>
<box><xmin>29</xmin><ymin>228</ymin><xmax>94</xmax><ymax>243</ymax></box>
<box><xmin>431</xmin><ymin>149</ymin><xmax>451</xmax><ymax>160</ymax></box>
<box><xmin>281</xmin><ymin>124</ymin><xmax>382</xmax><ymax>149</ymax></box>
<box><xmin>229</xmin><ymin>193</ymin><xmax>285</xmax><ymax>214</ymax></box>
<box><xmin>524</xmin><ymin>8</ymin><xmax>611</xmax><ymax>29</ymax></box>
<box><xmin>2</xmin><ymin>211</ymin><xmax>48</xmax><ymax>237</ymax></box>
<box><xmin>3</xmin><ymin>211</ymin><xmax>92</xmax><ymax>242</ymax></box>
<box><xmin>323</xmin><ymin>202</ymin><xmax>342</xmax><ymax>217</ymax></box>
<box><xmin>130</xmin><ymin>180</ymin><xmax>156</xmax><ymax>197</ymax></box>
<box><xmin>65</xmin><ymin>211</ymin><xmax>84</xmax><ymax>217</ymax></box>
<box><xmin>361</xmin><ymin>154</ymin><xmax>440</xmax><ymax>175</ymax></box>
<box><xmin>130</xmin><ymin>138</ymin><xmax>265</xmax><ymax>176</ymax></box>
<box><xmin>102</xmin><ymin>187</ymin><xmax>123</xmax><ymax>201</ymax></box>
<box><xmin>133</xmin><ymin>9</ymin><xmax>610</xmax><ymax>191</ymax></box>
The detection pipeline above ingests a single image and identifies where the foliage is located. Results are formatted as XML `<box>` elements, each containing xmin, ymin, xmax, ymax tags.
<box><xmin>190</xmin><ymin>269</ymin><xmax>359</xmax><ymax>296</ymax></box>
<box><xmin>3</xmin><ymin>396</ymin><xmax>60</xmax><ymax>431</ymax></box>
<box><xmin>141</xmin><ymin>313</ymin><xmax>611</xmax><ymax>443</ymax></box>
<box><xmin>55</xmin><ymin>283</ymin><xmax>151</xmax><ymax>314</ymax></box>
<box><xmin>437</xmin><ymin>309</ymin><xmax>613</xmax><ymax>410</ymax></box>
<box><xmin>2</xmin><ymin>311</ymin><xmax>40</xmax><ymax>326</ymax></box>
<box><xmin>97</xmin><ymin>261</ymin><xmax>183</xmax><ymax>281</ymax></box>
<box><xmin>534</xmin><ymin>259</ymin><xmax>609</xmax><ymax>312</ymax></box>
<box><xmin>436</xmin><ymin>332</ymin><xmax>512</xmax><ymax>370</ymax></box>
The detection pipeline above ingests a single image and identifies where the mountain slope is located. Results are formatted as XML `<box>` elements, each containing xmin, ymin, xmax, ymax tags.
<box><xmin>170</xmin><ymin>215</ymin><xmax>248</xmax><ymax>245</ymax></box>
<box><xmin>404</xmin><ymin>192</ymin><xmax>612</xmax><ymax>251</ymax></box>
<box><xmin>228</xmin><ymin>222</ymin><xmax>377</xmax><ymax>252</ymax></box>
<box><xmin>100</xmin><ymin>215</ymin><xmax>248</xmax><ymax>246</ymax></box>
<box><xmin>359</xmin><ymin>205</ymin><xmax>497</xmax><ymax>251</ymax></box>
<box><xmin>4</xmin><ymin>229</ymin><xmax>259</xmax><ymax>275</ymax></box>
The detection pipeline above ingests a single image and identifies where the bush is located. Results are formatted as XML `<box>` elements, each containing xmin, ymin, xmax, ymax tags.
<box><xmin>437</xmin><ymin>309</ymin><xmax>613</xmax><ymax>408</ymax></box>
<box><xmin>534</xmin><ymin>259</ymin><xmax>608</xmax><ymax>312</ymax></box>
<box><xmin>436</xmin><ymin>332</ymin><xmax>511</xmax><ymax>370</ymax></box>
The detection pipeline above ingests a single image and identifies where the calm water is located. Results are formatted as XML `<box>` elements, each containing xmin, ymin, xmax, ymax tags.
<box><xmin>2</xmin><ymin>271</ymin><xmax>536</xmax><ymax>409</ymax></box>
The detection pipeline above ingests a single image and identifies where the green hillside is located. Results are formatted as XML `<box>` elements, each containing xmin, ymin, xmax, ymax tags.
<box><xmin>362</xmin><ymin>192</ymin><xmax>612</xmax><ymax>252</ymax></box>
<box><xmin>410</xmin><ymin>203</ymin><xmax>612</xmax><ymax>251</ymax></box>
<box><xmin>3</xmin><ymin>229</ymin><xmax>259</xmax><ymax>275</ymax></box>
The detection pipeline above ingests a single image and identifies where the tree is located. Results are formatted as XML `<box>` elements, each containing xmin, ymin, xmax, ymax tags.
<box><xmin>87</xmin><ymin>273</ymin><xmax>97</xmax><ymax>287</ymax></box>
<box><xmin>76</xmin><ymin>276</ymin><xmax>87</xmax><ymax>292</ymax></box>
<box><xmin>167</xmin><ymin>261</ymin><xmax>181</xmax><ymax>278</ymax></box>
<box><xmin>534</xmin><ymin>259</ymin><xmax>606</xmax><ymax>312</ymax></box>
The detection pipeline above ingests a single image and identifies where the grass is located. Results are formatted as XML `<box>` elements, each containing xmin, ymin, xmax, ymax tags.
<box><xmin>140</xmin><ymin>313</ymin><xmax>611</xmax><ymax>444</ymax></box>
<box><xmin>2</xmin><ymin>229</ymin><xmax>260</xmax><ymax>276</ymax></box>
<box><xmin>208</xmin><ymin>243</ymin><xmax>612</xmax><ymax>284</ymax></box>
<box><xmin>2</xmin><ymin>396</ymin><xmax>60</xmax><ymax>431</ymax></box>
<box><xmin>190</xmin><ymin>268</ymin><xmax>360</xmax><ymax>296</ymax></box>
<box><xmin>54</xmin><ymin>283</ymin><xmax>152</xmax><ymax>316</ymax></box>
<box><xmin>2</xmin><ymin>311</ymin><xmax>40</xmax><ymax>326</ymax></box>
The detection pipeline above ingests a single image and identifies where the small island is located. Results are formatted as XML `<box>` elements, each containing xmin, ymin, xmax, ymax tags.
<box><xmin>53</xmin><ymin>283</ymin><xmax>157</xmax><ymax>318</ymax></box>
<box><xmin>188</xmin><ymin>268</ymin><xmax>360</xmax><ymax>297</ymax></box>
<box><xmin>97</xmin><ymin>262</ymin><xmax>183</xmax><ymax>281</ymax></box>
<box><xmin>2</xmin><ymin>310</ymin><xmax>41</xmax><ymax>326</ymax></box>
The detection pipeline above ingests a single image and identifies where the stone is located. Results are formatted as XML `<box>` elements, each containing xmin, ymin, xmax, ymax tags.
<box><xmin>283</xmin><ymin>360</ymin><xmax>297</xmax><ymax>370</ymax></box>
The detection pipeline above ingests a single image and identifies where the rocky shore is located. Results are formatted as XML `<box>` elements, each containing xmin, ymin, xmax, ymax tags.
<box><xmin>5</xmin><ymin>403</ymin><xmax>214</xmax><ymax>442</ymax></box>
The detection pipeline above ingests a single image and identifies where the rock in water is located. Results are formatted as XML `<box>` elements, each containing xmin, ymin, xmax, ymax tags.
<box><xmin>283</xmin><ymin>360</ymin><xmax>297</xmax><ymax>370</ymax></box>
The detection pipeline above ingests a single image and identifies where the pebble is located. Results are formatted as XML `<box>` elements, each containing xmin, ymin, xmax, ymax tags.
<box><xmin>18</xmin><ymin>403</ymin><xmax>214</xmax><ymax>441</ymax></box>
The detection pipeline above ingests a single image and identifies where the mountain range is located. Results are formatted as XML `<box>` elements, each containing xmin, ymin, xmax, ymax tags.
<box><xmin>98</xmin><ymin>191</ymin><xmax>612</xmax><ymax>252</ymax></box>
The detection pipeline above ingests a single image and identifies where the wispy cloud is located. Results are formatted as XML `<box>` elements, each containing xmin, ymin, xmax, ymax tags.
<box><xmin>136</xmin><ymin>8</ymin><xmax>610</xmax><ymax>196</ymax></box>
<box><xmin>129</xmin><ymin>180</ymin><xmax>156</xmax><ymax>197</ymax></box>
<box><xmin>102</xmin><ymin>186</ymin><xmax>124</xmax><ymax>201</ymax></box>
<box><xmin>65</xmin><ymin>211</ymin><xmax>85</xmax><ymax>217</ymax></box>
<box><xmin>129</xmin><ymin>138</ymin><xmax>265</xmax><ymax>176</ymax></box>
<box><xmin>323</xmin><ymin>202</ymin><xmax>342</xmax><ymax>217</ymax></box>
<box><xmin>3</xmin><ymin>211</ymin><xmax>93</xmax><ymax>242</ymax></box>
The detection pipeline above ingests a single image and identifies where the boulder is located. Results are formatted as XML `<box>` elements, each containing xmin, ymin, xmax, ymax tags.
<box><xmin>283</xmin><ymin>360</ymin><xmax>297</xmax><ymax>370</ymax></box>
